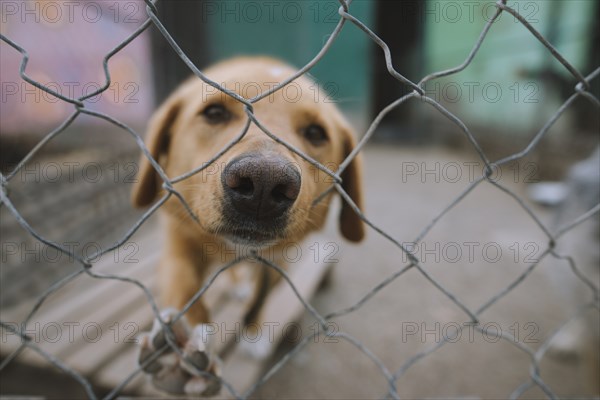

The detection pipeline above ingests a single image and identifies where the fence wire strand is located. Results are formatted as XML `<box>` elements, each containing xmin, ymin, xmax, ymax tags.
<box><xmin>1</xmin><ymin>0</ymin><xmax>599</xmax><ymax>399</ymax></box>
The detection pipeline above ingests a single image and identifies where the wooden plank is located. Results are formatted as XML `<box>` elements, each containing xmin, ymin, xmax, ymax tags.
<box><xmin>56</xmin><ymin>280</ymin><xmax>156</xmax><ymax>375</ymax></box>
<box><xmin>0</xmin><ymin>231</ymin><xmax>161</xmax><ymax>368</ymax></box>
<box><xmin>92</xmin><ymin>264</ymin><xmax>255</xmax><ymax>395</ymax></box>
<box><xmin>0</xmin><ymin>262</ymin><xmax>156</xmax><ymax>358</ymax></box>
<box><xmin>116</xmin><ymin>257</ymin><xmax>331</xmax><ymax>397</ymax></box>
<box><xmin>0</xmin><ymin>228</ymin><xmax>162</xmax><ymax>325</ymax></box>
<box><xmin>2</xmin><ymin>229</ymin><xmax>335</xmax><ymax>397</ymax></box>
<box><xmin>93</xmin><ymin>344</ymin><xmax>149</xmax><ymax>394</ymax></box>
<box><xmin>218</xmin><ymin>257</ymin><xmax>332</xmax><ymax>397</ymax></box>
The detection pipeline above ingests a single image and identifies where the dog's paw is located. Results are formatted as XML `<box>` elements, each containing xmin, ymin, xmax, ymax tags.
<box><xmin>138</xmin><ymin>308</ymin><xmax>222</xmax><ymax>396</ymax></box>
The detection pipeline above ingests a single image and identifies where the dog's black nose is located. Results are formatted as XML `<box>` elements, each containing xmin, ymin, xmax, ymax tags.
<box><xmin>222</xmin><ymin>154</ymin><xmax>301</xmax><ymax>219</ymax></box>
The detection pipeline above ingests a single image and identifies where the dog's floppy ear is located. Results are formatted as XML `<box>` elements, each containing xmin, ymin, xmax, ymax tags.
<box><xmin>338</xmin><ymin>126</ymin><xmax>365</xmax><ymax>242</ymax></box>
<box><xmin>131</xmin><ymin>94</ymin><xmax>182</xmax><ymax>208</ymax></box>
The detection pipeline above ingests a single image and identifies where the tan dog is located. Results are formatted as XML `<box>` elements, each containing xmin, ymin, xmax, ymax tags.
<box><xmin>132</xmin><ymin>57</ymin><xmax>364</xmax><ymax>395</ymax></box>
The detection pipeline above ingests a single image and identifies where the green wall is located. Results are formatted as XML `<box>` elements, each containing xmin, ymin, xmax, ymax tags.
<box><xmin>423</xmin><ymin>0</ymin><xmax>596</xmax><ymax>135</ymax></box>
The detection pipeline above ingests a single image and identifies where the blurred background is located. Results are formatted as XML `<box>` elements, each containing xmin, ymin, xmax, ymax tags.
<box><xmin>1</xmin><ymin>0</ymin><xmax>598</xmax><ymax>398</ymax></box>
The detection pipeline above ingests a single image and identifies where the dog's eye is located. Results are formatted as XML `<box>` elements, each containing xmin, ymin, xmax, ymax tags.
<box><xmin>202</xmin><ymin>104</ymin><xmax>231</xmax><ymax>124</ymax></box>
<box><xmin>303</xmin><ymin>124</ymin><xmax>328</xmax><ymax>146</ymax></box>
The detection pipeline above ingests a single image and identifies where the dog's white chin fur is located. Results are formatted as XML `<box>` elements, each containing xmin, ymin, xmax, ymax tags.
<box><xmin>222</xmin><ymin>233</ymin><xmax>281</xmax><ymax>249</ymax></box>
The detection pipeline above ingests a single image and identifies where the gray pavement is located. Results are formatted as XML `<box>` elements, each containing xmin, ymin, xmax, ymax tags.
<box><xmin>1</xmin><ymin>144</ymin><xmax>597</xmax><ymax>399</ymax></box>
<box><xmin>253</xmin><ymin>144</ymin><xmax>599</xmax><ymax>399</ymax></box>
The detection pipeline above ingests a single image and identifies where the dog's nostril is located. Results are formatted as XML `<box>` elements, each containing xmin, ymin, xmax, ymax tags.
<box><xmin>236</xmin><ymin>177</ymin><xmax>254</xmax><ymax>195</ymax></box>
<box><xmin>225</xmin><ymin>174</ymin><xmax>254</xmax><ymax>195</ymax></box>
<box><xmin>272</xmin><ymin>184</ymin><xmax>289</xmax><ymax>202</ymax></box>
<box><xmin>272</xmin><ymin>183</ymin><xmax>299</xmax><ymax>202</ymax></box>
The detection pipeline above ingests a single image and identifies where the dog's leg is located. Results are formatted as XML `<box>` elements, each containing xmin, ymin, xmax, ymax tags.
<box><xmin>158</xmin><ymin>257</ymin><xmax>210</xmax><ymax>325</ymax></box>
<box><xmin>138</xmin><ymin>229</ymin><xmax>224</xmax><ymax>396</ymax></box>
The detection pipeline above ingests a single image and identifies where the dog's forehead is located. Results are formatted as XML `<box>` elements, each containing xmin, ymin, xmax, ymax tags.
<box><xmin>203</xmin><ymin>58</ymin><xmax>314</xmax><ymax>91</ymax></box>
<box><xmin>190</xmin><ymin>57</ymin><xmax>342</xmax><ymax>125</ymax></box>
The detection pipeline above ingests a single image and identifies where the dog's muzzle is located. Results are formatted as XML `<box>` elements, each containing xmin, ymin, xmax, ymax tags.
<box><xmin>220</xmin><ymin>153</ymin><xmax>301</xmax><ymax>243</ymax></box>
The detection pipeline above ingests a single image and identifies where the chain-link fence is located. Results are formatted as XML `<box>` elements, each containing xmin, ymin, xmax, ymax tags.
<box><xmin>1</xmin><ymin>0</ymin><xmax>599</xmax><ymax>398</ymax></box>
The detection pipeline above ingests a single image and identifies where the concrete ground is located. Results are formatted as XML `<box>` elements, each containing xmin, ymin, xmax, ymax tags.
<box><xmin>1</xmin><ymin>143</ymin><xmax>597</xmax><ymax>399</ymax></box>
<box><xmin>251</xmin><ymin>144</ymin><xmax>599</xmax><ymax>399</ymax></box>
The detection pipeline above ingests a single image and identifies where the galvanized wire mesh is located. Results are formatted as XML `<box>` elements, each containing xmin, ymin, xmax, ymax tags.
<box><xmin>1</xmin><ymin>0</ymin><xmax>599</xmax><ymax>399</ymax></box>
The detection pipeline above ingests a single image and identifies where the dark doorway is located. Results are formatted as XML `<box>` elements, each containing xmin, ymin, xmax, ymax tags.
<box><xmin>149</xmin><ymin>0</ymin><xmax>210</xmax><ymax>105</ymax></box>
<box><xmin>371</xmin><ymin>1</ymin><xmax>425</xmax><ymax>142</ymax></box>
